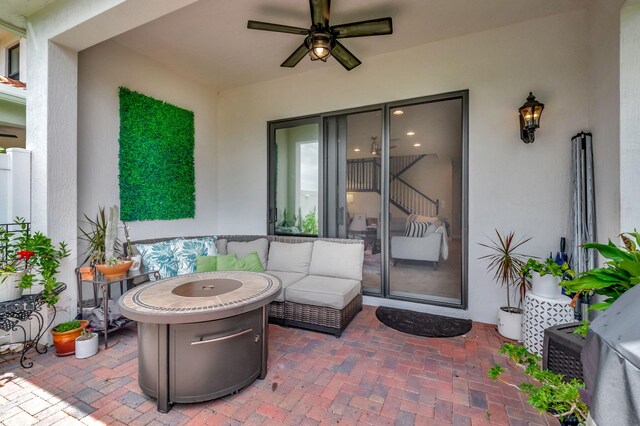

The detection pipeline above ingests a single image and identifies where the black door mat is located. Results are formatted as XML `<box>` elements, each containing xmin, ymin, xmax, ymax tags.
<box><xmin>375</xmin><ymin>306</ymin><xmax>472</xmax><ymax>338</ymax></box>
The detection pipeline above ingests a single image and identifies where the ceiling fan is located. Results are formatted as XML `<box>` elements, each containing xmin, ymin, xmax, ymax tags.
<box><xmin>247</xmin><ymin>0</ymin><xmax>392</xmax><ymax>71</ymax></box>
<box><xmin>370</xmin><ymin>137</ymin><xmax>396</xmax><ymax>156</ymax></box>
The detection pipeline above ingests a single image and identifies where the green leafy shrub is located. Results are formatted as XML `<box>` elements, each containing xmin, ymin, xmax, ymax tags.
<box><xmin>119</xmin><ymin>87</ymin><xmax>195</xmax><ymax>222</ymax></box>
<box><xmin>52</xmin><ymin>320</ymin><xmax>83</xmax><ymax>333</ymax></box>
<box><xmin>488</xmin><ymin>343</ymin><xmax>588</xmax><ymax>424</ymax></box>
<box><xmin>521</xmin><ymin>258</ymin><xmax>574</xmax><ymax>279</ymax></box>
<box><xmin>301</xmin><ymin>208</ymin><xmax>318</xmax><ymax>235</ymax></box>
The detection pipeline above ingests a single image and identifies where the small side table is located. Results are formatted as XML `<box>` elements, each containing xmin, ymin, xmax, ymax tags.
<box><xmin>75</xmin><ymin>268</ymin><xmax>159</xmax><ymax>348</ymax></box>
<box><xmin>523</xmin><ymin>292</ymin><xmax>574</xmax><ymax>356</ymax></box>
<box><xmin>0</xmin><ymin>284</ymin><xmax>66</xmax><ymax>368</ymax></box>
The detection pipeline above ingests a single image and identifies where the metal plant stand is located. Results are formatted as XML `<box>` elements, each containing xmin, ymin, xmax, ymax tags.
<box><xmin>0</xmin><ymin>284</ymin><xmax>66</xmax><ymax>368</ymax></box>
<box><xmin>75</xmin><ymin>268</ymin><xmax>159</xmax><ymax>349</ymax></box>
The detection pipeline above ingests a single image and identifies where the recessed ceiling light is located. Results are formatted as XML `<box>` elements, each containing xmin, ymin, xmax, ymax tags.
<box><xmin>353</xmin><ymin>148</ymin><xmax>360</xmax><ymax>152</ymax></box>
<box><xmin>393</xmin><ymin>110</ymin><xmax>404</xmax><ymax>115</ymax></box>
<box><xmin>413</xmin><ymin>143</ymin><xmax>421</xmax><ymax>147</ymax></box>
<box><xmin>406</xmin><ymin>131</ymin><xmax>415</xmax><ymax>136</ymax></box>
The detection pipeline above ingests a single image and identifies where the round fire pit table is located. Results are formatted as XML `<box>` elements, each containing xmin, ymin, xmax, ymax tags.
<box><xmin>118</xmin><ymin>271</ymin><xmax>281</xmax><ymax>412</ymax></box>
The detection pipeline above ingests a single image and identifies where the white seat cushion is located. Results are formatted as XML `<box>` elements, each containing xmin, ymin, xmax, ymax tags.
<box><xmin>227</xmin><ymin>238</ymin><xmax>269</xmax><ymax>268</ymax></box>
<box><xmin>267</xmin><ymin>242</ymin><xmax>313</xmax><ymax>274</ymax></box>
<box><xmin>265</xmin><ymin>270</ymin><xmax>307</xmax><ymax>302</ymax></box>
<box><xmin>309</xmin><ymin>240</ymin><xmax>364</xmax><ymax>281</ymax></box>
<box><xmin>285</xmin><ymin>275</ymin><xmax>361</xmax><ymax>310</ymax></box>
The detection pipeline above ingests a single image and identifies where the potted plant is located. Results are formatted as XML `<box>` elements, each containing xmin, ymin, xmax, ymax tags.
<box><xmin>522</xmin><ymin>258</ymin><xmax>574</xmax><ymax>299</ymax></box>
<box><xmin>563</xmin><ymin>231</ymin><xmax>640</xmax><ymax>336</ymax></box>
<box><xmin>479</xmin><ymin>230</ymin><xmax>532</xmax><ymax>340</ymax></box>
<box><xmin>50</xmin><ymin>319</ymin><xmax>89</xmax><ymax>356</ymax></box>
<box><xmin>0</xmin><ymin>217</ymin><xmax>70</xmax><ymax>305</ymax></box>
<box><xmin>80</xmin><ymin>205</ymin><xmax>131</xmax><ymax>279</ymax></box>
<box><xmin>488</xmin><ymin>343</ymin><xmax>588</xmax><ymax>425</ymax></box>
<box><xmin>75</xmin><ymin>325</ymin><xmax>98</xmax><ymax>359</ymax></box>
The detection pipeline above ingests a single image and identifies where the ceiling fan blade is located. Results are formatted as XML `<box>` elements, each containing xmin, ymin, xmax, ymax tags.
<box><xmin>281</xmin><ymin>43</ymin><xmax>311</xmax><ymax>68</ymax></box>
<box><xmin>247</xmin><ymin>20</ymin><xmax>309</xmax><ymax>35</ymax></box>
<box><xmin>310</xmin><ymin>0</ymin><xmax>330</xmax><ymax>27</ymax></box>
<box><xmin>0</xmin><ymin>133</ymin><xmax>17</xmax><ymax>138</ymax></box>
<box><xmin>332</xmin><ymin>18</ymin><xmax>393</xmax><ymax>38</ymax></box>
<box><xmin>330</xmin><ymin>41</ymin><xmax>361</xmax><ymax>71</ymax></box>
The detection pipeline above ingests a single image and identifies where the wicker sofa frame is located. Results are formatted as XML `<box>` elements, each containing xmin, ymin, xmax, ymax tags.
<box><xmin>126</xmin><ymin>234</ymin><xmax>363</xmax><ymax>337</ymax></box>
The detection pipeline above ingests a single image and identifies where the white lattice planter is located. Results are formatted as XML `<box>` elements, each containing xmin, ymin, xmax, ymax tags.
<box><xmin>523</xmin><ymin>292</ymin><xmax>574</xmax><ymax>355</ymax></box>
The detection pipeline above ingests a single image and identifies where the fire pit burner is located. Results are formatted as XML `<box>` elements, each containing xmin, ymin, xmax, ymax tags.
<box><xmin>171</xmin><ymin>279</ymin><xmax>242</xmax><ymax>297</ymax></box>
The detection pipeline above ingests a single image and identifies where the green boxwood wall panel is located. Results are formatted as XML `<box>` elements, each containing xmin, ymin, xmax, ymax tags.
<box><xmin>119</xmin><ymin>87</ymin><xmax>195</xmax><ymax>221</ymax></box>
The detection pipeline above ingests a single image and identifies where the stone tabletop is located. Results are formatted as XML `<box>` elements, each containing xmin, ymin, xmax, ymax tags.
<box><xmin>118</xmin><ymin>271</ymin><xmax>281</xmax><ymax>324</ymax></box>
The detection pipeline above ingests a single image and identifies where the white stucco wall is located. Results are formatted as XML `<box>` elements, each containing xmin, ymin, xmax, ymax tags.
<box><xmin>77</xmin><ymin>40</ymin><xmax>218</xmax><ymax>254</ymax></box>
<box><xmin>588</xmin><ymin>0</ymin><xmax>625</xmax><ymax>244</ymax></box>
<box><xmin>620</xmin><ymin>2</ymin><xmax>640</xmax><ymax>232</ymax></box>
<box><xmin>217</xmin><ymin>11</ymin><xmax>590</xmax><ymax>324</ymax></box>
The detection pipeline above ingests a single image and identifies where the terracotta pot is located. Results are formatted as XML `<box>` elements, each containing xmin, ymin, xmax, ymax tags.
<box><xmin>51</xmin><ymin>320</ymin><xmax>89</xmax><ymax>357</ymax></box>
<box><xmin>79</xmin><ymin>266</ymin><xmax>94</xmax><ymax>281</ymax></box>
<box><xmin>95</xmin><ymin>261</ymin><xmax>133</xmax><ymax>279</ymax></box>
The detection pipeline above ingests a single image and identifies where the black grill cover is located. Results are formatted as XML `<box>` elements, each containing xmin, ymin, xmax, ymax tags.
<box><xmin>582</xmin><ymin>283</ymin><xmax>640</xmax><ymax>425</ymax></box>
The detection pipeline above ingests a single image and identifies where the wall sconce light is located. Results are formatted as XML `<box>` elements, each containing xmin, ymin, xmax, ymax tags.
<box><xmin>518</xmin><ymin>92</ymin><xmax>544</xmax><ymax>144</ymax></box>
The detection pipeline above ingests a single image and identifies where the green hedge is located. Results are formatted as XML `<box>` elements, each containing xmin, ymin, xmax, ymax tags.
<box><xmin>118</xmin><ymin>87</ymin><xmax>195</xmax><ymax>221</ymax></box>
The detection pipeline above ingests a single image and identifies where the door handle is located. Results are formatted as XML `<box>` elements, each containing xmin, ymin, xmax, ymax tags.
<box><xmin>338</xmin><ymin>207</ymin><xmax>344</xmax><ymax>226</ymax></box>
<box><xmin>191</xmin><ymin>328</ymin><xmax>253</xmax><ymax>345</ymax></box>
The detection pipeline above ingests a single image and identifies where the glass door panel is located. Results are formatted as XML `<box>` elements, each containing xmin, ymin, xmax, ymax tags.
<box><xmin>269</xmin><ymin>120</ymin><xmax>321</xmax><ymax>236</ymax></box>
<box><xmin>388</xmin><ymin>99</ymin><xmax>463</xmax><ymax>305</ymax></box>
<box><xmin>345</xmin><ymin>111</ymin><xmax>383</xmax><ymax>295</ymax></box>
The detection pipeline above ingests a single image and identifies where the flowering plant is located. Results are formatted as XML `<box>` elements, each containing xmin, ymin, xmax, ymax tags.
<box><xmin>0</xmin><ymin>217</ymin><xmax>70</xmax><ymax>305</ymax></box>
<box><xmin>77</xmin><ymin>325</ymin><xmax>95</xmax><ymax>341</ymax></box>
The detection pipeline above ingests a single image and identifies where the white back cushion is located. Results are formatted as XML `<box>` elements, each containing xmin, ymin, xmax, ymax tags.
<box><xmin>267</xmin><ymin>242</ymin><xmax>313</xmax><ymax>274</ymax></box>
<box><xmin>309</xmin><ymin>240</ymin><xmax>364</xmax><ymax>281</ymax></box>
<box><xmin>227</xmin><ymin>238</ymin><xmax>269</xmax><ymax>268</ymax></box>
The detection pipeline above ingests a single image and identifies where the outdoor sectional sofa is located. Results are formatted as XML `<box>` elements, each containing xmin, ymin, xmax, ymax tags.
<box><xmin>126</xmin><ymin>235</ymin><xmax>364</xmax><ymax>337</ymax></box>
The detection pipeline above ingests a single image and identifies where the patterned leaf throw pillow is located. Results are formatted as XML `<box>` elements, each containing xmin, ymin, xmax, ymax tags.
<box><xmin>404</xmin><ymin>221</ymin><xmax>430</xmax><ymax>238</ymax></box>
<box><xmin>171</xmin><ymin>237</ymin><xmax>218</xmax><ymax>275</ymax></box>
<box><xmin>136</xmin><ymin>240</ymin><xmax>179</xmax><ymax>279</ymax></box>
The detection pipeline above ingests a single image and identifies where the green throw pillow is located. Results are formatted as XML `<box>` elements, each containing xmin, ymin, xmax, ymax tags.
<box><xmin>196</xmin><ymin>255</ymin><xmax>218</xmax><ymax>272</ymax></box>
<box><xmin>217</xmin><ymin>252</ymin><xmax>264</xmax><ymax>272</ymax></box>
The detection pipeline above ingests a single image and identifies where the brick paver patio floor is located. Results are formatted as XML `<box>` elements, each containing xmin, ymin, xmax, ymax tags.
<box><xmin>0</xmin><ymin>306</ymin><xmax>556</xmax><ymax>425</ymax></box>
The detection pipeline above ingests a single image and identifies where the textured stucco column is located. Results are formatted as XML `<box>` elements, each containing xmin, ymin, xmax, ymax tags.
<box><xmin>620</xmin><ymin>2</ymin><xmax>640</xmax><ymax>231</ymax></box>
<box><xmin>26</xmin><ymin>38</ymin><xmax>79</xmax><ymax>325</ymax></box>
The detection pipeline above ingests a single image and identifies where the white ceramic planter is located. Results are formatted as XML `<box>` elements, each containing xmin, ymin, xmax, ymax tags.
<box><xmin>130</xmin><ymin>255</ymin><xmax>142</xmax><ymax>271</ymax></box>
<box><xmin>0</xmin><ymin>271</ymin><xmax>25</xmax><ymax>303</ymax></box>
<box><xmin>497</xmin><ymin>307</ymin><xmax>523</xmax><ymax>341</ymax></box>
<box><xmin>531</xmin><ymin>272</ymin><xmax>562</xmax><ymax>299</ymax></box>
<box><xmin>75</xmin><ymin>333</ymin><xmax>99</xmax><ymax>359</ymax></box>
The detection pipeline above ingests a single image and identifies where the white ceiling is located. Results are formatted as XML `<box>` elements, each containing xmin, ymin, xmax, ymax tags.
<box><xmin>110</xmin><ymin>0</ymin><xmax>586</xmax><ymax>90</ymax></box>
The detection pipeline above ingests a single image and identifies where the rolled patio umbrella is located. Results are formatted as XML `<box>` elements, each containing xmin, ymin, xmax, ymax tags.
<box><xmin>581</xmin><ymin>283</ymin><xmax>640</xmax><ymax>424</ymax></box>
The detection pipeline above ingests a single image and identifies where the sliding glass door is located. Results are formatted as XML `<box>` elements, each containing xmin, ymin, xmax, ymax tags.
<box><xmin>267</xmin><ymin>91</ymin><xmax>468</xmax><ymax>308</ymax></box>
<box><xmin>387</xmin><ymin>97</ymin><xmax>465</xmax><ymax>305</ymax></box>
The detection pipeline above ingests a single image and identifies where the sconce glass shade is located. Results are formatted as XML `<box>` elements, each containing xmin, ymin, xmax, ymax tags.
<box><xmin>346</xmin><ymin>192</ymin><xmax>355</xmax><ymax>204</ymax></box>
<box><xmin>519</xmin><ymin>92</ymin><xmax>544</xmax><ymax>143</ymax></box>
<box><xmin>308</xmin><ymin>33</ymin><xmax>332</xmax><ymax>62</ymax></box>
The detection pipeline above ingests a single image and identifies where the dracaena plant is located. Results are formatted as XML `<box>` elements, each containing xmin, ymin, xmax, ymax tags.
<box><xmin>563</xmin><ymin>231</ymin><xmax>640</xmax><ymax>336</ymax></box>
<box><xmin>79</xmin><ymin>206</ymin><xmax>122</xmax><ymax>266</ymax></box>
<box><xmin>479</xmin><ymin>230</ymin><xmax>532</xmax><ymax>312</ymax></box>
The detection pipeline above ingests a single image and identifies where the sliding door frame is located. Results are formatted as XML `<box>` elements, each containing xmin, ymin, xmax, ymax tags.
<box><xmin>385</xmin><ymin>90</ymin><xmax>469</xmax><ymax>309</ymax></box>
<box><xmin>266</xmin><ymin>89</ymin><xmax>469</xmax><ymax>310</ymax></box>
<box><xmin>267</xmin><ymin>116</ymin><xmax>323</xmax><ymax>236</ymax></box>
